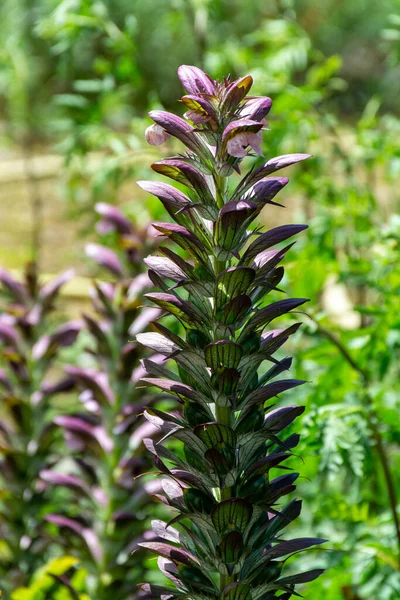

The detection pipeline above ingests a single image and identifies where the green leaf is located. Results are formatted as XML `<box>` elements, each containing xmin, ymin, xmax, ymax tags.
<box><xmin>218</xmin><ymin>531</ymin><xmax>244</xmax><ymax>566</ymax></box>
<box><xmin>212</xmin><ymin>498</ymin><xmax>253</xmax><ymax>535</ymax></box>
<box><xmin>220</xmin><ymin>295</ymin><xmax>252</xmax><ymax>326</ymax></box>
<box><xmin>211</xmin><ymin>367</ymin><xmax>241</xmax><ymax>395</ymax></box>
<box><xmin>205</xmin><ymin>448</ymin><xmax>235</xmax><ymax>476</ymax></box>
<box><xmin>238</xmin><ymin>299</ymin><xmax>308</xmax><ymax>341</ymax></box>
<box><xmin>222</xmin><ymin>582</ymin><xmax>252</xmax><ymax>600</ymax></box>
<box><xmin>175</xmin><ymin>351</ymin><xmax>211</xmax><ymax>393</ymax></box>
<box><xmin>145</xmin><ymin>293</ymin><xmax>206</xmax><ymax>327</ymax></box>
<box><xmin>205</xmin><ymin>341</ymin><xmax>243</xmax><ymax>370</ymax></box>
<box><xmin>277</xmin><ymin>569</ymin><xmax>325</xmax><ymax>585</ymax></box>
<box><xmin>194</xmin><ymin>422</ymin><xmax>237</xmax><ymax>450</ymax></box>
<box><xmin>216</xmin><ymin>267</ymin><xmax>255</xmax><ymax>307</ymax></box>
<box><xmin>42</xmin><ymin>556</ymin><xmax>79</xmax><ymax>576</ymax></box>
<box><xmin>11</xmin><ymin>589</ymin><xmax>34</xmax><ymax>600</ymax></box>
<box><xmin>214</xmin><ymin>201</ymin><xmax>257</xmax><ymax>250</ymax></box>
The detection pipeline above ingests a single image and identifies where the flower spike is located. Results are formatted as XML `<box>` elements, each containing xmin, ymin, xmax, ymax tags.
<box><xmin>139</xmin><ymin>65</ymin><xmax>325</xmax><ymax>599</ymax></box>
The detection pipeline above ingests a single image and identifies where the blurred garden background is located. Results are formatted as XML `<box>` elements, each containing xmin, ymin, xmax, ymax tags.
<box><xmin>1</xmin><ymin>0</ymin><xmax>400</xmax><ymax>598</ymax></box>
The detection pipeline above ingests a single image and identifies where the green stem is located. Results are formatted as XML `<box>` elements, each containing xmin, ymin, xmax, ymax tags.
<box><xmin>214</xmin><ymin>259</ymin><xmax>226</xmax><ymax>275</ymax></box>
<box><xmin>213</xmin><ymin>172</ymin><xmax>235</xmax><ymax>588</ymax></box>
<box><xmin>215</xmin><ymin>402</ymin><xmax>234</xmax><ymax>586</ymax></box>
<box><xmin>214</xmin><ymin>173</ymin><xmax>226</xmax><ymax>209</ymax></box>
<box><xmin>213</xmin><ymin>174</ymin><xmax>228</xmax><ymax>276</ymax></box>
<box><xmin>96</xmin><ymin>309</ymin><xmax>126</xmax><ymax>595</ymax></box>
<box><xmin>220</xmin><ymin>571</ymin><xmax>233</xmax><ymax>590</ymax></box>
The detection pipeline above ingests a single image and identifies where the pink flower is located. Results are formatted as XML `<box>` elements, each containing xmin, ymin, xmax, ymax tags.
<box><xmin>226</xmin><ymin>131</ymin><xmax>263</xmax><ymax>158</ymax></box>
<box><xmin>145</xmin><ymin>123</ymin><xmax>170</xmax><ymax>146</ymax></box>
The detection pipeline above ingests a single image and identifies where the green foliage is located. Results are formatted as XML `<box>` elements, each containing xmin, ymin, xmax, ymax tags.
<box><xmin>11</xmin><ymin>556</ymin><xmax>89</xmax><ymax>600</ymax></box>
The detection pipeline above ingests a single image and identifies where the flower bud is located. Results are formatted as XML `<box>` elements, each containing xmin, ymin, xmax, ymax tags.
<box><xmin>145</xmin><ymin>123</ymin><xmax>170</xmax><ymax>146</ymax></box>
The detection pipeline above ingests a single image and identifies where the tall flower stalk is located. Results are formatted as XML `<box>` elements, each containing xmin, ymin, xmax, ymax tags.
<box><xmin>42</xmin><ymin>204</ymin><xmax>161</xmax><ymax>599</ymax></box>
<box><xmin>0</xmin><ymin>263</ymin><xmax>79</xmax><ymax>590</ymax></box>
<box><xmin>137</xmin><ymin>65</ymin><xmax>326</xmax><ymax>599</ymax></box>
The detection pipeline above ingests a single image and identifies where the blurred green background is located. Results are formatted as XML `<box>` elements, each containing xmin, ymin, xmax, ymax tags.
<box><xmin>0</xmin><ymin>0</ymin><xmax>400</xmax><ymax>598</ymax></box>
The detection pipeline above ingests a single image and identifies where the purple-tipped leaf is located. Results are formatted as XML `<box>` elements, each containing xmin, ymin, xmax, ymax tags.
<box><xmin>137</xmin><ymin>181</ymin><xmax>192</xmax><ymax>224</ymax></box>
<box><xmin>145</xmin><ymin>292</ymin><xmax>203</xmax><ymax>325</ymax></box>
<box><xmin>39</xmin><ymin>269</ymin><xmax>75</xmax><ymax>308</ymax></box>
<box><xmin>242</xmin><ymin>224</ymin><xmax>307</xmax><ymax>264</ymax></box>
<box><xmin>239</xmin><ymin>298</ymin><xmax>308</xmax><ymax>340</ymax></box>
<box><xmin>149</xmin><ymin>111</ymin><xmax>207</xmax><ymax>156</ymax></box>
<box><xmin>141</xmin><ymin>377</ymin><xmax>204</xmax><ymax>404</ymax></box>
<box><xmin>263</xmin><ymin>405</ymin><xmax>306</xmax><ymax>432</ymax></box>
<box><xmin>95</xmin><ymin>202</ymin><xmax>132</xmax><ymax>234</ymax></box>
<box><xmin>54</xmin><ymin>415</ymin><xmax>113</xmax><ymax>453</ymax></box>
<box><xmin>244</xmin><ymin>177</ymin><xmax>289</xmax><ymax>209</ymax></box>
<box><xmin>150</xmin><ymin>160</ymin><xmax>214</xmax><ymax>207</ymax></box>
<box><xmin>138</xmin><ymin>541</ymin><xmax>200</xmax><ymax>567</ymax></box>
<box><xmin>215</xmin><ymin>201</ymin><xmax>257</xmax><ymax>251</ymax></box>
<box><xmin>235</xmin><ymin>153</ymin><xmax>312</xmax><ymax>197</ymax></box>
<box><xmin>40</xmin><ymin>470</ymin><xmax>92</xmax><ymax>497</ymax></box>
<box><xmin>0</xmin><ymin>320</ymin><xmax>19</xmax><ymax>347</ymax></box>
<box><xmin>45</xmin><ymin>514</ymin><xmax>103</xmax><ymax>562</ymax></box>
<box><xmin>263</xmin><ymin>537</ymin><xmax>326</xmax><ymax>561</ymax></box>
<box><xmin>151</xmin><ymin>520</ymin><xmax>181</xmax><ymax>543</ymax></box>
<box><xmin>177</xmin><ymin>65</ymin><xmax>216</xmax><ymax>96</ymax></box>
<box><xmin>86</xmin><ymin>243</ymin><xmax>124</xmax><ymax>277</ymax></box>
<box><xmin>242</xmin><ymin>383</ymin><xmax>306</xmax><ymax>413</ymax></box>
<box><xmin>136</xmin><ymin>332</ymin><xmax>181</xmax><ymax>355</ymax></box>
<box><xmin>0</xmin><ymin>268</ymin><xmax>27</xmax><ymax>304</ymax></box>
<box><xmin>277</xmin><ymin>569</ymin><xmax>325</xmax><ymax>585</ymax></box>
<box><xmin>152</xmin><ymin>222</ymin><xmax>206</xmax><ymax>255</ymax></box>
<box><xmin>241</xmin><ymin>97</ymin><xmax>273</xmax><ymax>122</ymax></box>
<box><xmin>65</xmin><ymin>366</ymin><xmax>114</xmax><ymax>405</ymax></box>
<box><xmin>181</xmin><ymin>95</ymin><xmax>217</xmax><ymax>123</ymax></box>
<box><xmin>221</xmin><ymin>76</ymin><xmax>254</xmax><ymax>112</ymax></box>
<box><xmin>32</xmin><ymin>321</ymin><xmax>81</xmax><ymax>360</ymax></box>
<box><xmin>144</xmin><ymin>256</ymin><xmax>188</xmax><ymax>283</ymax></box>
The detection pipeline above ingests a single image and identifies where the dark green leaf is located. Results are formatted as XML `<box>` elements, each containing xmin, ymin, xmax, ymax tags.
<box><xmin>205</xmin><ymin>341</ymin><xmax>243</xmax><ymax>370</ymax></box>
<box><xmin>216</xmin><ymin>267</ymin><xmax>256</xmax><ymax>307</ymax></box>
<box><xmin>212</xmin><ymin>499</ymin><xmax>253</xmax><ymax>535</ymax></box>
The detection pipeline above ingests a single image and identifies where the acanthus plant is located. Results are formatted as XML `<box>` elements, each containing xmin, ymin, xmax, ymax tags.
<box><xmin>137</xmin><ymin>65</ymin><xmax>326</xmax><ymax>600</ymax></box>
<box><xmin>0</xmin><ymin>263</ymin><xmax>79</xmax><ymax>590</ymax></box>
<box><xmin>41</xmin><ymin>203</ymin><xmax>163</xmax><ymax>599</ymax></box>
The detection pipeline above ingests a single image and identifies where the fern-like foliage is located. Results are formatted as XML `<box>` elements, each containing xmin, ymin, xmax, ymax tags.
<box><xmin>137</xmin><ymin>66</ymin><xmax>326</xmax><ymax>599</ymax></box>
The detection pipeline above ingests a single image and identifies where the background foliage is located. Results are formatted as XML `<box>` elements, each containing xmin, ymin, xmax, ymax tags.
<box><xmin>0</xmin><ymin>1</ymin><xmax>400</xmax><ymax>599</ymax></box>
